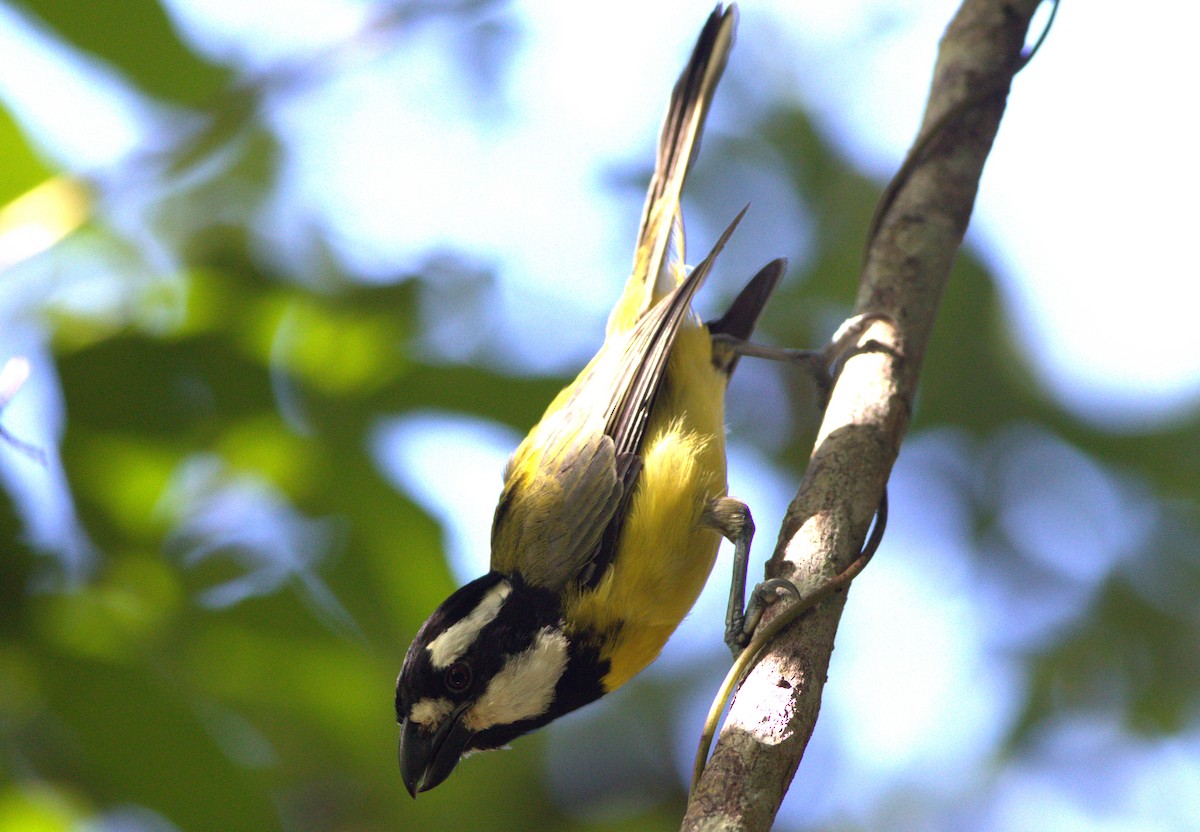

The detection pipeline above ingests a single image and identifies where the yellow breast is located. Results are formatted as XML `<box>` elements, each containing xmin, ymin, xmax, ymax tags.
<box><xmin>564</xmin><ymin>321</ymin><xmax>728</xmax><ymax>691</ymax></box>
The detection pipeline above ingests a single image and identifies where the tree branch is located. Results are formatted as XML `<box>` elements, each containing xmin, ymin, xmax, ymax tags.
<box><xmin>682</xmin><ymin>0</ymin><xmax>1047</xmax><ymax>828</ymax></box>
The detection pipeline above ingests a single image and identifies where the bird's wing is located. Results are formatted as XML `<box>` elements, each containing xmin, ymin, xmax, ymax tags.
<box><xmin>490</xmin><ymin>212</ymin><xmax>743</xmax><ymax>591</ymax></box>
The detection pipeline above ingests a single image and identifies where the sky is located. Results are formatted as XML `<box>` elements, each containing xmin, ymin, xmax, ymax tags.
<box><xmin>5</xmin><ymin>0</ymin><xmax>1199</xmax><ymax>424</ymax></box>
<box><xmin>164</xmin><ymin>0</ymin><xmax>1200</xmax><ymax>426</ymax></box>
<box><xmin>1</xmin><ymin>0</ymin><xmax>1199</xmax><ymax>830</ymax></box>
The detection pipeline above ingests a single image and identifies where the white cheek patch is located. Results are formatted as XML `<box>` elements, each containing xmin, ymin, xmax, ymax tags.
<box><xmin>465</xmin><ymin>627</ymin><xmax>568</xmax><ymax>732</ymax></box>
<box><xmin>408</xmin><ymin>697</ymin><xmax>454</xmax><ymax>727</ymax></box>
<box><xmin>427</xmin><ymin>580</ymin><xmax>512</xmax><ymax>669</ymax></box>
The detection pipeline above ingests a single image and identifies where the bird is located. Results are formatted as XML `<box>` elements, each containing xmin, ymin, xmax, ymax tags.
<box><xmin>396</xmin><ymin>3</ymin><xmax>797</xmax><ymax>796</ymax></box>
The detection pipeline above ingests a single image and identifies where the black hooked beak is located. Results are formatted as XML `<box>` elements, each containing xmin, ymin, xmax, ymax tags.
<box><xmin>398</xmin><ymin>703</ymin><xmax>474</xmax><ymax>797</ymax></box>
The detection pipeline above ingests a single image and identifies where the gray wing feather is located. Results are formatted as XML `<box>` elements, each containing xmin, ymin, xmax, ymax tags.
<box><xmin>504</xmin><ymin>431</ymin><xmax>623</xmax><ymax>591</ymax></box>
<box><xmin>490</xmin><ymin>212</ymin><xmax>744</xmax><ymax>590</ymax></box>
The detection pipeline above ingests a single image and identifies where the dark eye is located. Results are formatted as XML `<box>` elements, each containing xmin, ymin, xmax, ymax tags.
<box><xmin>444</xmin><ymin>661</ymin><xmax>472</xmax><ymax>694</ymax></box>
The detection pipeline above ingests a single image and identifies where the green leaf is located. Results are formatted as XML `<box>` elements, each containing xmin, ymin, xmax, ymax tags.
<box><xmin>15</xmin><ymin>0</ymin><xmax>229</xmax><ymax>106</ymax></box>
<box><xmin>0</xmin><ymin>107</ymin><xmax>53</xmax><ymax>202</ymax></box>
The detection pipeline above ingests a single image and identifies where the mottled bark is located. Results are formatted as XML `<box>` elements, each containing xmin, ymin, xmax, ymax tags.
<box><xmin>682</xmin><ymin>1</ymin><xmax>1047</xmax><ymax>828</ymax></box>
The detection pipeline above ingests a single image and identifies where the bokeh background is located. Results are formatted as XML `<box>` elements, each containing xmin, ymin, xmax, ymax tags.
<box><xmin>2</xmin><ymin>1</ymin><xmax>1198</xmax><ymax>830</ymax></box>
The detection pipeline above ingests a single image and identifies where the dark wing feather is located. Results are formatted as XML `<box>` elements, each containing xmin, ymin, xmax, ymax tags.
<box><xmin>490</xmin><ymin>211</ymin><xmax>744</xmax><ymax>590</ymax></box>
<box><xmin>578</xmin><ymin>209</ymin><xmax>746</xmax><ymax>585</ymax></box>
<box><xmin>604</xmin><ymin>209</ymin><xmax>746</xmax><ymax>456</ymax></box>
<box><xmin>491</xmin><ymin>429</ymin><xmax>623</xmax><ymax>590</ymax></box>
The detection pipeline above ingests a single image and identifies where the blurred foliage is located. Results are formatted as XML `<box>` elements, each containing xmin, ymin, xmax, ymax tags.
<box><xmin>0</xmin><ymin>2</ymin><xmax>1198</xmax><ymax>832</ymax></box>
<box><xmin>0</xmin><ymin>108</ymin><xmax>52</xmax><ymax>200</ymax></box>
<box><xmin>16</xmin><ymin>0</ymin><xmax>230</xmax><ymax>105</ymax></box>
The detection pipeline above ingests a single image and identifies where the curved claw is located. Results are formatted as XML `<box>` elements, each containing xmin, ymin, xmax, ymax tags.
<box><xmin>727</xmin><ymin>577</ymin><xmax>801</xmax><ymax>657</ymax></box>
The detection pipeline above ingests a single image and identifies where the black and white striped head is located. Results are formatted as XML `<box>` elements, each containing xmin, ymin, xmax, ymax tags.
<box><xmin>395</xmin><ymin>572</ymin><xmax>604</xmax><ymax>796</ymax></box>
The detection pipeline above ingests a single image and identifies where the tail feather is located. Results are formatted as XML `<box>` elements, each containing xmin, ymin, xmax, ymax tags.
<box><xmin>608</xmin><ymin>4</ymin><xmax>737</xmax><ymax>336</ymax></box>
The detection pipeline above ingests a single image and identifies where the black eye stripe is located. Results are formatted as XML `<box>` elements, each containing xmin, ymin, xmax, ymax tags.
<box><xmin>398</xmin><ymin>574</ymin><xmax>567</xmax><ymax>717</ymax></box>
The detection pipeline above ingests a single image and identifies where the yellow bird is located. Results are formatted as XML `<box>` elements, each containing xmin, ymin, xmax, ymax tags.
<box><xmin>397</xmin><ymin>4</ymin><xmax>790</xmax><ymax>795</ymax></box>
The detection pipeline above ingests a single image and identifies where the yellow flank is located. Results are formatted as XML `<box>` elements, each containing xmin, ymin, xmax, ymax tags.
<box><xmin>564</xmin><ymin>320</ymin><xmax>728</xmax><ymax>692</ymax></box>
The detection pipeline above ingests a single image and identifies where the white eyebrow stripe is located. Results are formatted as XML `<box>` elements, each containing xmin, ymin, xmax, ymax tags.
<box><xmin>427</xmin><ymin>580</ymin><xmax>512</xmax><ymax>669</ymax></box>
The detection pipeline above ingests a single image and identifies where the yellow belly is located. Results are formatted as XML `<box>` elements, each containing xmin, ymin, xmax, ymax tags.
<box><xmin>564</xmin><ymin>322</ymin><xmax>728</xmax><ymax>691</ymax></box>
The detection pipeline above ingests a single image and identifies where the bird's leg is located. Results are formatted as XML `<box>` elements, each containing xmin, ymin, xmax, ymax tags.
<box><xmin>705</xmin><ymin>314</ymin><xmax>894</xmax><ymax>656</ymax></box>
<box><xmin>705</xmin><ymin>489</ymin><xmax>890</xmax><ymax>658</ymax></box>
<box><xmin>711</xmin><ymin>312</ymin><xmax>893</xmax><ymax>405</ymax></box>
<box><xmin>703</xmin><ymin>497</ymin><xmax>798</xmax><ymax>657</ymax></box>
